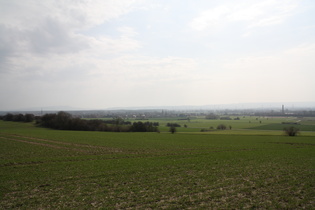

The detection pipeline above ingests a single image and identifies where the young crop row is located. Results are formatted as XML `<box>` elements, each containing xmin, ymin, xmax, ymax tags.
<box><xmin>1</xmin><ymin>121</ymin><xmax>314</xmax><ymax>209</ymax></box>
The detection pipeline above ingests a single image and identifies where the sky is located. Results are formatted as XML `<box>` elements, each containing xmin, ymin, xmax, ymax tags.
<box><xmin>0</xmin><ymin>0</ymin><xmax>315</xmax><ymax>110</ymax></box>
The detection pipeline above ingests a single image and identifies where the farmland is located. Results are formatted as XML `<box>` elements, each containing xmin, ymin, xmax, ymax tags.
<box><xmin>0</xmin><ymin>117</ymin><xmax>315</xmax><ymax>209</ymax></box>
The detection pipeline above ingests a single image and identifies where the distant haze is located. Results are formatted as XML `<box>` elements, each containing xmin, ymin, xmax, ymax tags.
<box><xmin>0</xmin><ymin>0</ymin><xmax>314</xmax><ymax>110</ymax></box>
<box><xmin>2</xmin><ymin>102</ymin><xmax>314</xmax><ymax>112</ymax></box>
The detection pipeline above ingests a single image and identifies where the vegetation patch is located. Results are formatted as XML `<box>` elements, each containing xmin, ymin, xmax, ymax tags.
<box><xmin>36</xmin><ymin>112</ymin><xmax>159</xmax><ymax>132</ymax></box>
<box><xmin>283</xmin><ymin>126</ymin><xmax>300</xmax><ymax>136</ymax></box>
<box><xmin>0</xmin><ymin>117</ymin><xmax>314</xmax><ymax>209</ymax></box>
<box><xmin>248</xmin><ymin>123</ymin><xmax>315</xmax><ymax>131</ymax></box>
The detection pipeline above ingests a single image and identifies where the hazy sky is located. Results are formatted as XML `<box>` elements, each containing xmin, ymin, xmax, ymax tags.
<box><xmin>1</xmin><ymin>0</ymin><xmax>314</xmax><ymax>110</ymax></box>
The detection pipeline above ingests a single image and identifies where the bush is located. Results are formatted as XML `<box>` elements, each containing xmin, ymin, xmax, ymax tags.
<box><xmin>283</xmin><ymin>126</ymin><xmax>300</xmax><ymax>136</ymax></box>
<box><xmin>2</xmin><ymin>113</ymin><xmax>35</xmax><ymax>122</ymax></box>
<box><xmin>169</xmin><ymin>126</ymin><xmax>176</xmax><ymax>134</ymax></box>
<box><xmin>24</xmin><ymin>114</ymin><xmax>35</xmax><ymax>122</ymax></box>
<box><xmin>217</xmin><ymin>124</ymin><xmax>227</xmax><ymax>130</ymax></box>
<box><xmin>220</xmin><ymin>117</ymin><xmax>232</xmax><ymax>120</ymax></box>
<box><xmin>38</xmin><ymin>113</ymin><xmax>159</xmax><ymax>133</ymax></box>
<box><xmin>205</xmin><ymin>113</ymin><xmax>219</xmax><ymax>119</ymax></box>
<box><xmin>166</xmin><ymin>123</ymin><xmax>181</xmax><ymax>127</ymax></box>
<box><xmin>130</xmin><ymin>122</ymin><xmax>159</xmax><ymax>132</ymax></box>
<box><xmin>103</xmin><ymin>118</ymin><xmax>131</xmax><ymax>125</ymax></box>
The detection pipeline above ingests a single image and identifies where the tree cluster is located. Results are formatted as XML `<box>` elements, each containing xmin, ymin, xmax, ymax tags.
<box><xmin>103</xmin><ymin>118</ymin><xmax>132</xmax><ymax>125</ymax></box>
<box><xmin>217</xmin><ymin>124</ymin><xmax>227</xmax><ymax>130</ymax></box>
<box><xmin>283</xmin><ymin>126</ymin><xmax>300</xmax><ymax>136</ymax></box>
<box><xmin>220</xmin><ymin>117</ymin><xmax>232</xmax><ymax>120</ymax></box>
<box><xmin>169</xmin><ymin>126</ymin><xmax>176</xmax><ymax>134</ymax></box>
<box><xmin>1</xmin><ymin>113</ymin><xmax>35</xmax><ymax>122</ymax></box>
<box><xmin>37</xmin><ymin>111</ymin><xmax>159</xmax><ymax>132</ymax></box>
<box><xmin>130</xmin><ymin>122</ymin><xmax>159</xmax><ymax>132</ymax></box>
<box><xmin>166</xmin><ymin>123</ymin><xmax>181</xmax><ymax>127</ymax></box>
<box><xmin>205</xmin><ymin>113</ymin><xmax>219</xmax><ymax>119</ymax></box>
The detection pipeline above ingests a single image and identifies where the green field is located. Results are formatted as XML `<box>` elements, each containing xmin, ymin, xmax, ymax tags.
<box><xmin>1</xmin><ymin>118</ymin><xmax>314</xmax><ymax>209</ymax></box>
<box><xmin>127</xmin><ymin>116</ymin><xmax>315</xmax><ymax>133</ymax></box>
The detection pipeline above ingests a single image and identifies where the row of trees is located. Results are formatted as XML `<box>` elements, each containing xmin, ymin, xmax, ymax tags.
<box><xmin>0</xmin><ymin>113</ymin><xmax>35</xmax><ymax>122</ymax></box>
<box><xmin>205</xmin><ymin>114</ymin><xmax>240</xmax><ymax>120</ymax></box>
<box><xmin>102</xmin><ymin>119</ymin><xmax>159</xmax><ymax>127</ymax></box>
<box><xmin>166</xmin><ymin>123</ymin><xmax>181</xmax><ymax>127</ymax></box>
<box><xmin>37</xmin><ymin>112</ymin><xmax>159</xmax><ymax>132</ymax></box>
<box><xmin>200</xmin><ymin>124</ymin><xmax>232</xmax><ymax>132</ymax></box>
<box><xmin>129</xmin><ymin>122</ymin><xmax>159</xmax><ymax>132</ymax></box>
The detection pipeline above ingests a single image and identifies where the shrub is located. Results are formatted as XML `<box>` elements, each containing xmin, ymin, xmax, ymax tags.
<box><xmin>220</xmin><ymin>117</ymin><xmax>232</xmax><ymax>120</ymax></box>
<box><xmin>169</xmin><ymin>126</ymin><xmax>176</xmax><ymax>134</ymax></box>
<box><xmin>166</xmin><ymin>123</ymin><xmax>181</xmax><ymax>127</ymax></box>
<box><xmin>283</xmin><ymin>126</ymin><xmax>300</xmax><ymax>136</ymax></box>
<box><xmin>130</xmin><ymin>122</ymin><xmax>159</xmax><ymax>132</ymax></box>
<box><xmin>217</xmin><ymin>124</ymin><xmax>227</xmax><ymax>130</ymax></box>
<box><xmin>206</xmin><ymin>113</ymin><xmax>219</xmax><ymax>119</ymax></box>
<box><xmin>2</xmin><ymin>113</ymin><xmax>35</xmax><ymax>122</ymax></box>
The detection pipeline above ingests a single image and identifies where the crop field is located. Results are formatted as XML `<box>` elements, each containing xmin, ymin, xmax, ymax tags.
<box><xmin>0</xmin><ymin>118</ymin><xmax>315</xmax><ymax>209</ymax></box>
<box><xmin>128</xmin><ymin>116</ymin><xmax>315</xmax><ymax>133</ymax></box>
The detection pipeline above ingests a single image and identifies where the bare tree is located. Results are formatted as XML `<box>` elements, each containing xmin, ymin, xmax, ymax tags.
<box><xmin>283</xmin><ymin>127</ymin><xmax>300</xmax><ymax>136</ymax></box>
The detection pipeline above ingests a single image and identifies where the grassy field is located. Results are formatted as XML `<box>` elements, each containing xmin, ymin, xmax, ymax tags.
<box><xmin>127</xmin><ymin>116</ymin><xmax>315</xmax><ymax>133</ymax></box>
<box><xmin>0</xmin><ymin>119</ymin><xmax>314</xmax><ymax>209</ymax></box>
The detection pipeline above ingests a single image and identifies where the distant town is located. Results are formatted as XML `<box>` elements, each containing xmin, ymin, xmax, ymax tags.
<box><xmin>1</xmin><ymin>104</ymin><xmax>315</xmax><ymax>119</ymax></box>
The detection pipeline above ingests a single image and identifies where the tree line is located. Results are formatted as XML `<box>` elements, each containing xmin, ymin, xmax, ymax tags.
<box><xmin>166</xmin><ymin>123</ymin><xmax>181</xmax><ymax>127</ymax></box>
<box><xmin>35</xmin><ymin>112</ymin><xmax>159</xmax><ymax>132</ymax></box>
<box><xmin>0</xmin><ymin>113</ymin><xmax>35</xmax><ymax>122</ymax></box>
<box><xmin>1</xmin><ymin>112</ymin><xmax>160</xmax><ymax>132</ymax></box>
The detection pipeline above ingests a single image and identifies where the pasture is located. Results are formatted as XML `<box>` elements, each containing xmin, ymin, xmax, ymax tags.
<box><xmin>127</xmin><ymin>116</ymin><xmax>315</xmax><ymax>133</ymax></box>
<box><xmin>0</xmin><ymin>118</ymin><xmax>314</xmax><ymax>209</ymax></box>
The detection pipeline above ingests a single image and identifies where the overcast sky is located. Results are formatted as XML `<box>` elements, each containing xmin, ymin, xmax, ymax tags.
<box><xmin>0</xmin><ymin>0</ymin><xmax>314</xmax><ymax>110</ymax></box>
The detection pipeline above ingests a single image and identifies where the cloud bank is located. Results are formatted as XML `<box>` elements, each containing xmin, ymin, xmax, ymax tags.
<box><xmin>0</xmin><ymin>0</ymin><xmax>314</xmax><ymax>110</ymax></box>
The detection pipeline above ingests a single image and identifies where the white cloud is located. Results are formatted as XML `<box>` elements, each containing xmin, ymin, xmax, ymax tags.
<box><xmin>86</xmin><ymin>35</ymin><xmax>141</xmax><ymax>56</ymax></box>
<box><xmin>0</xmin><ymin>0</ymin><xmax>144</xmax><ymax>74</ymax></box>
<box><xmin>89</xmin><ymin>55</ymin><xmax>199</xmax><ymax>84</ymax></box>
<box><xmin>190</xmin><ymin>0</ymin><xmax>299</xmax><ymax>32</ymax></box>
<box><xmin>0</xmin><ymin>0</ymin><xmax>314</xmax><ymax>109</ymax></box>
<box><xmin>211</xmin><ymin>43</ymin><xmax>315</xmax><ymax>103</ymax></box>
<box><xmin>189</xmin><ymin>5</ymin><xmax>230</xmax><ymax>31</ymax></box>
<box><xmin>0</xmin><ymin>51</ymin><xmax>202</xmax><ymax>109</ymax></box>
<box><xmin>0</xmin><ymin>0</ymin><xmax>144</xmax><ymax>30</ymax></box>
<box><xmin>26</xmin><ymin>18</ymin><xmax>89</xmax><ymax>54</ymax></box>
<box><xmin>118</xmin><ymin>27</ymin><xmax>139</xmax><ymax>38</ymax></box>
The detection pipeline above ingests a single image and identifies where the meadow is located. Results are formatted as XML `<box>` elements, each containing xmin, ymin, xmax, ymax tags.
<box><xmin>0</xmin><ymin>117</ymin><xmax>314</xmax><ymax>209</ymax></box>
